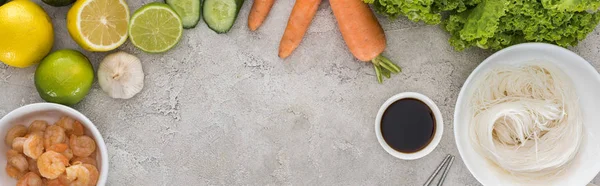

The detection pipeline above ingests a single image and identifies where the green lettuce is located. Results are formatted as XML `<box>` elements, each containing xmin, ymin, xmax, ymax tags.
<box><xmin>363</xmin><ymin>0</ymin><xmax>481</xmax><ymax>24</ymax></box>
<box><xmin>445</xmin><ymin>0</ymin><xmax>600</xmax><ymax>51</ymax></box>
<box><xmin>542</xmin><ymin>0</ymin><xmax>600</xmax><ymax>11</ymax></box>
<box><xmin>365</xmin><ymin>0</ymin><xmax>600</xmax><ymax>51</ymax></box>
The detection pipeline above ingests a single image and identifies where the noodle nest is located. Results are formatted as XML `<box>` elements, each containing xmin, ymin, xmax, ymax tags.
<box><xmin>469</xmin><ymin>64</ymin><xmax>582</xmax><ymax>180</ymax></box>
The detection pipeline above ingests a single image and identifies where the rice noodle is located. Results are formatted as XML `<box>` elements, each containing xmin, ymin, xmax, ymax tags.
<box><xmin>469</xmin><ymin>63</ymin><xmax>582</xmax><ymax>181</ymax></box>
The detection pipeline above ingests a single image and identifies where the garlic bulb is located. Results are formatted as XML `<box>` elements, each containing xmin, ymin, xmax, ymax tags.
<box><xmin>97</xmin><ymin>51</ymin><xmax>144</xmax><ymax>99</ymax></box>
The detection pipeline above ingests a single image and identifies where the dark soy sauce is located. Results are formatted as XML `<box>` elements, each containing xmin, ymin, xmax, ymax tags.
<box><xmin>381</xmin><ymin>98</ymin><xmax>435</xmax><ymax>153</ymax></box>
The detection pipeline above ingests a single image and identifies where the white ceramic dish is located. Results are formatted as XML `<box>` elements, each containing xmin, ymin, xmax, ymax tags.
<box><xmin>375</xmin><ymin>92</ymin><xmax>443</xmax><ymax>160</ymax></box>
<box><xmin>454</xmin><ymin>43</ymin><xmax>600</xmax><ymax>186</ymax></box>
<box><xmin>0</xmin><ymin>103</ymin><xmax>108</xmax><ymax>185</ymax></box>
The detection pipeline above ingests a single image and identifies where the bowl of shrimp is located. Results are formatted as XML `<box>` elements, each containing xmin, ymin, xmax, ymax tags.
<box><xmin>0</xmin><ymin>103</ymin><xmax>108</xmax><ymax>186</ymax></box>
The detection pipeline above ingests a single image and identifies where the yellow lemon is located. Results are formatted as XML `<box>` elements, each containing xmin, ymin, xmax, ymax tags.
<box><xmin>67</xmin><ymin>0</ymin><xmax>130</xmax><ymax>52</ymax></box>
<box><xmin>0</xmin><ymin>0</ymin><xmax>54</xmax><ymax>68</ymax></box>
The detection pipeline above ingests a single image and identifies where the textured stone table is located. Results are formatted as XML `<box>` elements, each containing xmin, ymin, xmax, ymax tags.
<box><xmin>2</xmin><ymin>0</ymin><xmax>600</xmax><ymax>185</ymax></box>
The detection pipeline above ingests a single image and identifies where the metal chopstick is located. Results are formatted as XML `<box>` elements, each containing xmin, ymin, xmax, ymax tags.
<box><xmin>436</xmin><ymin>156</ymin><xmax>455</xmax><ymax>186</ymax></box>
<box><xmin>423</xmin><ymin>154</ymin><xmax>452</xmax><ymax>186</ymax></box>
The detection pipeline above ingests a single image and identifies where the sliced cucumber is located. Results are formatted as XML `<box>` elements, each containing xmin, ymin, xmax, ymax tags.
<box><xmin>165</xmin><ymin>0</ymin><xmax>201</xmax><ymax>29</ymax></box>
<box><xmin>202</xmin><ymin>0</ymin><xmax>244</xmax><ymax>33</ymax></box>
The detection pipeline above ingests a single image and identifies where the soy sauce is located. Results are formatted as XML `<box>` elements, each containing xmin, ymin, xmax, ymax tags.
<box><xmin>381</xmin><ymin>98</ymin><xmax>435</xmax><ymax>153</ymax></box>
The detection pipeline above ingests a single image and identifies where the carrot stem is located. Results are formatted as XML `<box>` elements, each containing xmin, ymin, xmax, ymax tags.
<box><xmin>374</xmin><ymin>64</ymin><xmax>383</xmax><ymax>84</ymax></box>
<box><xmin>379</xmin><ymin>56</ymin><xmax>401</xmax><ymax>73</ymax></box>
<box><xmin>371</xmin><ymin>55</ymin><xmax>401</xmax><ymax>83</ymax></box>
<box><xmin>382</xmin><ymin>68</ymin><xmax>391</xmax><ymax>78</ymax></box>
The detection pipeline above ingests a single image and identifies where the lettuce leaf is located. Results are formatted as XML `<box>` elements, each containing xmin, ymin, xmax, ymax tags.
<box><xmin>364</xmin><ymin>0</ymin><xmax>600</xmax><ymax>50</ymax></box>
<box><xmin>541</xmin><ymin>0</ymin><xmax>600</xmax><ymax>11</ymax></box>
<box><xmin>363</xmin><ymin>0</ymin><xmax>482</xmax><ymax>24</ymax></box>
<box><xmin>444</xmin><ymin>0</ymin><xmax>600</xmax><ymax>51</ymax></box>
<box><xmin>364</xmin><ymin>0</ymin><xmax>442</xmax><ymax>24</ymax></box>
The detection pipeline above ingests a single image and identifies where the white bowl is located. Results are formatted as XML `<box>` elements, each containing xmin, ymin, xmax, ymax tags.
<box><xmin>454</xmin><ymin>43</ymin><xmax>600</xmax><ymax>185</ymax></box>
<box><xmin>375</xmin><ymin>92</ymin><xmax>443</xmax><ymax>160</ymax></box>
<box><xmin>0</xmin><ymin>103</ymin><xmax>108</xmax><ymax>185</ymax></box>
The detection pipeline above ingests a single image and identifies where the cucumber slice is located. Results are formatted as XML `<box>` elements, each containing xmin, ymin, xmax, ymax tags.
<box><xmin>202</xmin><ymin>0</ymin><xmax>244</xmax><ymax>33</ymax></box>
<box><xmin>165</xmin><ymin>0</ymin><xmax>201</xmax><ymax>29</ymax></box>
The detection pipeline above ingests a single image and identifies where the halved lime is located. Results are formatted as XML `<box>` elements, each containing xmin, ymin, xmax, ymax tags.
<box><xmin>129</xmin><ymin>3</ymin><xmax>183</xmax><ymax>53</ymax></box>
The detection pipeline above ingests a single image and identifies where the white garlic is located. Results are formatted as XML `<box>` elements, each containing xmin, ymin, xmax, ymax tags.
<box><xmin>97</xmin><ymin>51</ymin><xmax>144</xmax><ymax>99</ymax></box>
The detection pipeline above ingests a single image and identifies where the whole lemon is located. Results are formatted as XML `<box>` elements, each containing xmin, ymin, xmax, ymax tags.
<box><xmin>0</xmin><ymin>0</ymin><xmax>54</xmax><ymax>68</ymax></box>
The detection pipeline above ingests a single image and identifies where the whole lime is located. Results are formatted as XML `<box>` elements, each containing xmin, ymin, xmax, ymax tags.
<box><xmin>35</xmin><ymin>49</ymin><xmax>94</xmax><ymax>106</ymax></box>
<box><xmin>42</xmin><ymin>0</ymin><xmax>76</xmax><ymax>7</ymax></box>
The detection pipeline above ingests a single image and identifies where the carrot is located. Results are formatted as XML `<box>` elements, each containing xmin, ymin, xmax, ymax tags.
<box><xmin>330</xmin><ymin>0</ymin><xmax>401</xmax><ymax>83</ymax></box>
<box><xmin>248</xmin><ymin>0</ymin><xmax>276</xmax><ymax>31</ymax></box>
<box><xmin>278</xmin><ymin>0</ymin><xmax>321</xmax><ymax>59</ymax></box>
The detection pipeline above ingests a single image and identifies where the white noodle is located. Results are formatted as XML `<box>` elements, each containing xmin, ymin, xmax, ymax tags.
<box><xmin>469</xmin><ymin>63</ymin><xmax>582</xmax><ymax>181</ymax></box>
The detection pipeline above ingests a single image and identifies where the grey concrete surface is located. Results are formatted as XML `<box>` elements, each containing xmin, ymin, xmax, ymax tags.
<box><xmin>2</xmin><ymin>0</ymin><xmax>600</xmax><ymax>185</ymax></box>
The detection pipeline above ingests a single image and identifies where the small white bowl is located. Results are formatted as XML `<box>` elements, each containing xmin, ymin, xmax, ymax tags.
<box><xmin>0</xmin><ymin>103</ymin><xmax>108</xmax><ymax>185</ymax></box>
<box><xmin>375</xmin><ymin>92</ymin><xmax>444</xmax><ymax>160</ymax></box>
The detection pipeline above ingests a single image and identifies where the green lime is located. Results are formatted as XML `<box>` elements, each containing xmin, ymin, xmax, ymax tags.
<box><xmin>42</xmin><ymin>0</ymin><xmax>75</xmax><ymax>7</ymax></box>
<box><xmin>35</xmin><ymin>49</ymin><xmax>94</xmax><ymax>106</ymax></box>
<box><xmin>129</xmin><ymin>3</ymin><xmax>183</xmax><ymax>53</ymax></box>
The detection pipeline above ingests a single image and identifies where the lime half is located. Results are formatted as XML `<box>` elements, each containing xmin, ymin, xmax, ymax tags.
<box><xmin>35</xmin><ymin>49</ymin><xmax>94</xmax><ymax>106</ymax></box>
<box><xmin>129</xmin><ymin>3</ymin><xmax>183</xmax><ymax>53</ymax></box>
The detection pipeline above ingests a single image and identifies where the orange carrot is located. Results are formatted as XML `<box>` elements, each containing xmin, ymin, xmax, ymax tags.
<box><xmin>248</xmin><ymin>0</ymin><xmax>276</xmax><ymax>31</ymax></box>
<box><xmin>278</xmin><ymin>0</ymin><xmax>321</xmax><ymax>59</ymax></box>
<box><xmin>330</xmin><ymin>0</ymin><xmax>401</xmax><ymax>83</ymax></box>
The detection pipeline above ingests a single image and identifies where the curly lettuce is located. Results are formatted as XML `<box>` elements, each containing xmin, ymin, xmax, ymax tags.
<box><xmin>542</xmin><ymin>0</ymin><xmax>600</xmax><ymax>11</ymax></box>
<box><xmin>445</xmin><ymin>0</ymin><xmax>600</xmax><ymax>51</ymax></box>
<box><xmin>363</xmin><ymin>0</ymin><xmax>481</xmax><ymax>24</ymax></box>
<box><xmin>365</xmin><ymin>0</ymin><xmax>600</xmax><ymax>51</ymax></box>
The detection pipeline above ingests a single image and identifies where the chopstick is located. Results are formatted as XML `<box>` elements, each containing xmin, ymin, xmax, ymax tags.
<box><xmin>437</xmin><ymin>156</ymin><xmax>454</xmax><ymax>186</ymax></box>
<box><xmin>423</xmin><ymin>154</ymin><xmax>455</xmax><ymax>186</ymax></box>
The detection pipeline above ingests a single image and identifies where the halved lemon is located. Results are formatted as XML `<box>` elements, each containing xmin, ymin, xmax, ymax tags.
<box><xmin>67</xmin><ymin>0</ymin><xmax>130</xmax><ymax>52</ymax></box>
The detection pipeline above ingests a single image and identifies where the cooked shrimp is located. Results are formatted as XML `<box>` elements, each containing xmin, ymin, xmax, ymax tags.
<box><xmin>56</xmin><ymin>117</ymin><xmax>85</xmax><ymax>136</ymax></box>
<box><xmin>61</xmin><ymin>149</ymin><xmax>74</xmax><ymax>161</ymax></box>
<box><xmin>23</xmin><ymin>133</ymin><xmax>44</xmax><ymax>159</ymax></box>
<box><xmin>69</xmin><ymin>135</ymin><xmax>95</xmax><ymax>157</ymax></box>
<box><xmin>6</xmin><ymin>163</ymin><xmax>25</xmax><ymax>179</ymax></box>
<box><xmin>8</xmin><ymin>150</ymin><xmax>29</xmax><ymax>172</ymax></box>
<box><xmin>58</xmin><ymin>173</ymin><xmax>72</xmax><ymax>185</ymax></box>
<box><xmin>71</xmin><ymin>121</ymin><xmax>85</xmax><ymax>136</ymax></box>
<box><xmin>47</xmin><ymin>143</ymin><xmax>68</xmax><ymax>153</ymax></box>
<box><xmin>47</xmin><ymin>173</ymin><xmax>71</xmax><ymax>186</ymax></box>
<box><xmin>6</xmin><ymin>125</ymin><xmax>27</xmax><ymax>145</ymax></box>
<box><xmin>7</xmin><ymin>149</ymin><xmax>20</xmax><ymax>157</ymax></box>
<box><xmin>17</xmin><ymin>172</ymin><xmax>43</xmax><ymax>186</ymax></box>
<box><xmin>27</xmin><ymin>157</ymin><xmax>39</xmax><ymax>175</ymax></box>
<box><xmin>46</xmin><ymin>179</ymin><xmax>65</xmax><ymax>186</ymax></box>
<box><xmin>37</xmin><ymin>151</ymin><xmax>69</xmax><ymax>179</ymax></box>
<box><xmin>82</xmin><ymin>164</ymin><xmax>99</xmax><ymax>186</ymax></box>
<box><xmin>65</xmin><ymin>164</ymin><xmax>90</xmax><ymax>186</ymax></box>
<box><xmin>28</xmin><ymin>120</ymin><xmax>48</xmax><ymax>133</ymax></box>
<box><xmin>44</xmin><ymin>125</ymin><xmax>67</xmax><ymax>149</ymax></box>
<box><xmin>12</xmin><ymin>137</ymin><xmax>27</xmax><ymax>152</ymax></box>
<box><xmin>71</xmin><ymin>157</ymin><xmax>96</xmax><ymax>168</ymax></box>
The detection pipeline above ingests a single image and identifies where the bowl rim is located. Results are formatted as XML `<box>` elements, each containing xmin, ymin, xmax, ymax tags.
<box><xmin>375</xmin><ymin>92</ymin><xmax>444</xmax><ymax>160</ymax></box>
<box><xmin>0</xmin><ymin>103</ymin><xmax>108</xmax><ymax>185</ymax></box>
<box><xmin>453</xmin><ymin>42</ymin><xmax>600</xmax><ymax>185</ymax></box>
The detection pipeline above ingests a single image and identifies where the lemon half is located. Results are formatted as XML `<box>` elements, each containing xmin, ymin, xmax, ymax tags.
<box><xmin>67</xmin><ymin>0</ymin><xmax>130</xmax><ymax>52</ymax></box>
